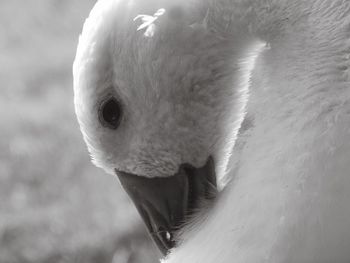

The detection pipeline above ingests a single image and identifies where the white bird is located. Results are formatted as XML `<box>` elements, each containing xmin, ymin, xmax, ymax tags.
<box><xmin>73</xmin><ymin>0</ymin><xmax>350</xmax><ymax>262</ymax></box>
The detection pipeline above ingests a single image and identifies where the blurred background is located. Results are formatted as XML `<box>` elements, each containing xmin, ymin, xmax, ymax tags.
<box><xmin>0</xmin><ymin>0</ymin><xmax>159</xmax><ymax>262</ymax></box>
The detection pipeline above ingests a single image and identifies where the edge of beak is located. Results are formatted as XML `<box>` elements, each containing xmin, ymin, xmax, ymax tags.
<box><xmin>115</xmin><ymin>157</ymin><xmax>217</xmax><ymax>255</ymax></box>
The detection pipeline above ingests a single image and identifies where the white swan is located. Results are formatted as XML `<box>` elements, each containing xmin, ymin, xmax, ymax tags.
<box><xmin>73</xmin><ymin>0</ymin><xmax>350</xmax><ymax>262</ymax></box>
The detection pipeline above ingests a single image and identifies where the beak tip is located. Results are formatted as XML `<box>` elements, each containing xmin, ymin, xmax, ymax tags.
<box><xmin>116</xmin><ymin>157</ymin><xmax>217</xmax><ymax>255</ymax></box>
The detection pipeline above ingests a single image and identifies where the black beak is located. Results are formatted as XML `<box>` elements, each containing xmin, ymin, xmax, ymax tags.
<box><xmin>115</xmin><ymin>157</ymin><xmax>217</xmax><ymax>255</ymax></box>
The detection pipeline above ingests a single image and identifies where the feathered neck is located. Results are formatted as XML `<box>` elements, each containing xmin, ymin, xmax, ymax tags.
<box><xmin>164</xmin><ymin>0</ymin><xmax>350</xmax><ymax>262</ymax></box>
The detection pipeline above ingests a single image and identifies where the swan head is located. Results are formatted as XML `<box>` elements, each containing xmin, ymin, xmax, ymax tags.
<box><xmin>73</xmin><ymin>0</ymin><xmax>247</xmax><ymax>254</ymax></box>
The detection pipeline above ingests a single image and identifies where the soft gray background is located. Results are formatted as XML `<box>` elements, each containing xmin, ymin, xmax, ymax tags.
<box><xmin>0</xmin><ymin>0</ymin><xmax>159</xmax><ymax>262</ymax></box>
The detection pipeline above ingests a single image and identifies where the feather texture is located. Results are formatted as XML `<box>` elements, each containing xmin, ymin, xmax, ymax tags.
<box><xmin>73</xmin><ymin>0</ymin><xmax>350</xmax><ymax>262</ymax></box>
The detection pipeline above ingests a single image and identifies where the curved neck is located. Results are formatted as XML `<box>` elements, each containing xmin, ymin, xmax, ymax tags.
<box><xmin>165</xmin><ymin>1</ymin><xmax>350</xmax><ymax>262</ymax></box>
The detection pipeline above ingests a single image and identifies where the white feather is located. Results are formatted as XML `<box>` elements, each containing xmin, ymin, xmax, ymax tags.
<box><xmin>73</xmin><ymin>0</ymin><xmax>350</xmax><ymax>262</ymax></box>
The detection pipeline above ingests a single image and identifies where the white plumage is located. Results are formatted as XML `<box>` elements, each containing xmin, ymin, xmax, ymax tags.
<box><xmin>73</xmin><ymin>0</ymin><xmax>350</xmax><ymax>262</ymax></box>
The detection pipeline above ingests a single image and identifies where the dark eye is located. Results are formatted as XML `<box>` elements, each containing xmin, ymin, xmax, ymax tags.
<box><xmin>99</xmin><ymin>97</ymin><xmax>122</xmax><ymax>129</ymax></box>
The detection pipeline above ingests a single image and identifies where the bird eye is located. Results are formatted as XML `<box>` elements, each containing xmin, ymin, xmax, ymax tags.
<box><xmin>98</xmin><ymin>97</ymin><xmax>122</xmax><ymax>129</ymax></box>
